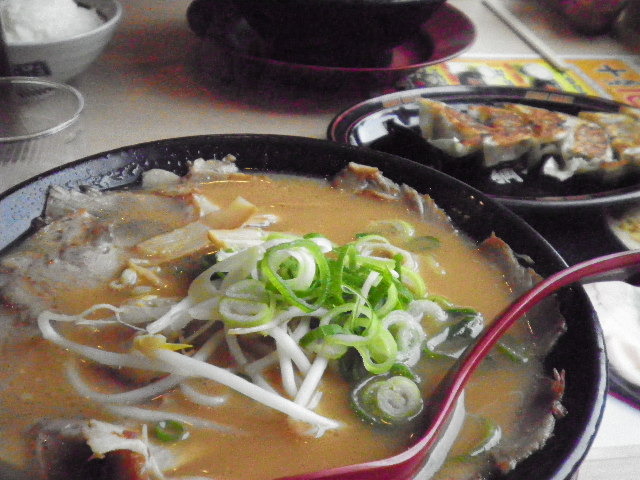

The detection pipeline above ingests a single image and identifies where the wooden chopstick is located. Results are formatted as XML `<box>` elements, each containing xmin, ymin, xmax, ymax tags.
<box><xmin>482</xmin><ymin>0</ymin><xmax>570</xmax><ymax>72</ymax></box>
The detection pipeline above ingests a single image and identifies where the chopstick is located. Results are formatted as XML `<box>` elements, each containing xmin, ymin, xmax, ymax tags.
<box><xmin>482</xmin><ymin>0</ymin><xmax>570</xmax><ymax>73</ymax></box>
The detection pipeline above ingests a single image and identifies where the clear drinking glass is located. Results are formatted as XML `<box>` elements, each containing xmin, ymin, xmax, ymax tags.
<box><xmin>0</xmin><ymin>76</ymin><xmax>85</xmax><ymax>193</ymax></box>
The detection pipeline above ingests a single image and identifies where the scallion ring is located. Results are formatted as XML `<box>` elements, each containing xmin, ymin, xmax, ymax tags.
<box><xmin>155</xmin><ymin>420</ymin><xmax>189</xmax><ymax>442</ymax></box>
<box><xmin>351</xmin><ymin>375</ymin><xmax>423</xmax><ymax>426</ymax></box>
<box><xmin>260</xmin><ymin>239</ymin><xmax>330</xmax><ymax>312</ymax></box>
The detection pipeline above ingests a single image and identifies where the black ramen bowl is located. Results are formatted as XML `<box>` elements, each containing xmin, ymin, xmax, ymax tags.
<box><xmin>0</xmin><ymin>135</ymin><xmax>605</xmax><ymax>480</ymax></box>
<box><xmin>187</xmin><ymin>0</ymin><xmax>447</xmax><ymax>67</ymax></box>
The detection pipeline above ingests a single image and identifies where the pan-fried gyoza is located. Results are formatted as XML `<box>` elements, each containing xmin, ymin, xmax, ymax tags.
<box><xmin>418</xmin><ymin>98</ymin><xmax>640</xmax><ymax>182</ymax></box>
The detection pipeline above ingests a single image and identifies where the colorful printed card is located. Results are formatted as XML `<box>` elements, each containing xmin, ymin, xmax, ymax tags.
<box><xmin>396</xmin><ymin>56</ymin><xmax>640</xmax><ymax>107</ymax></box>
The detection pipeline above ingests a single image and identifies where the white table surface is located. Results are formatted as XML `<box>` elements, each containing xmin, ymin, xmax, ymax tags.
<box><xmin>2</xmin><ymin>0</ymin><xmax>640</xmax><ymax>477</ymax></box>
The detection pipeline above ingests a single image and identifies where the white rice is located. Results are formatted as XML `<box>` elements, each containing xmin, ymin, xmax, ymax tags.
<box><xmin>1</xmin><ymin>0</ymin><xmax>104</xmax><ymax>44</ymax></box>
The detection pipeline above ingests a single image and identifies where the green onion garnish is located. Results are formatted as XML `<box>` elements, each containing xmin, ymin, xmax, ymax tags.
<box><xmin>202</xmin><ymin>226</ymin><xmax>443</xmax><ymax>376</ymax></box>
<box><xmin>154</xmin><ymin>420</ymin><xmax>189</xmax><ymax>443</ymax></box>
<box><xmin>406</xmin><ymin>235</ymin><xmax>441</xmax><ymax>252</ymax></box>
<box><xmin>260</xmin><ymin>239</ymin><xmax>330</xmax><ymax>312</ymax></box>
<box><xmin>351</xmin><ymin>375</ymin><xmax>423</xmax><ymax>426</ymax></box>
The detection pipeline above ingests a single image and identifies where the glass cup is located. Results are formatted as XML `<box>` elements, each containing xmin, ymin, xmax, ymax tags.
<box><xmin>0</xmin><ymin>76</ymin><xmax>85</xmax><ymax>193</ymax></box>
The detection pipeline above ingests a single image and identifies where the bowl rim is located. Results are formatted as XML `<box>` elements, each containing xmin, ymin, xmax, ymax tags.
<box><xmin>0</xmin><ymin>134</ymin><xmax>608</xmax><ymax>480</ymax></box>
<box><xmin>3</xmin><ymin>0</ymin><xmax>123</xmax><ymax>48</ymax></box>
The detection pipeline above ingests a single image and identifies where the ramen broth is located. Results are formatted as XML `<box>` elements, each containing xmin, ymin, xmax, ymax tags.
<box><xmin>0</xmin><ymin>172</ymin><xmax>554</xmax><ymax>479</ymax></box>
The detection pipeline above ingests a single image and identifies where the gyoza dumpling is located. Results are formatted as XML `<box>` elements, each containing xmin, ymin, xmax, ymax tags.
<box><xmin>542</xmin><ymin>116</ymin><xmax>621</xmax><ymax>181</ymax></box>
<box><xmin>467</xmin><ymin>104</ymin><xmax>538</xmax><ymax>168</ymax></box>
<box><xmin>578</xmin><ymin>111</ymin><xmax>640</xmax><ymax>166</ymax></box>
<box><xmin>418</xmin><ymin>99</ymin><xmax>539</xmax><ymax>167</ymax></box>
<box><xmin>503</xmin><ymin>103</ymin><xmax>570</xmax><ymax>156</ymax></box>
<box><xmin>418</xmin><ymin>98</ymin><xmax>491</xmax><ymax>158</ymax></box>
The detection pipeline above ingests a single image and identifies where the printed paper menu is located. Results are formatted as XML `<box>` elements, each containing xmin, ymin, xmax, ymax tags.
<box><xmin>397</xmin><ymin>56</ymin><xmax>640</xmax><ymax>107</ymax></box>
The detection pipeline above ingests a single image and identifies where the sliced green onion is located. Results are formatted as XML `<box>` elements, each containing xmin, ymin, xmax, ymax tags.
<box><xmin>406</xmin><ymin>235</ymin><xmax>441</xmax><ymax>252</ymax></box>
<box><xmin>426</xmin><ymin>294</ymin><xmax>455</xmax><ymax>309</ymax></box>
<box><xmin>451</xmin><ymin>416</ymin><xmax>502</xmax><ymax>462</ymax></box>
<box><xmin>355</xmin><ymin>330</ymin><xmax>397</xmax><ymax>375</ymax></box>
<box><xmin>218</xmin><ymin>297</ymin><xmax>273</xmax><ymax>328</ymax></box>
<box><xmin>368</xmin><ymin>219</ymin><xmax>416</xmax><ymax>239</ymax></box>
<box><xmin>424</xmin><ymin>313</ymin><xmax>485</xmax><ymax>360</ymax></box>
<box><xmin>299</xmin><ymin>324</ymin><xmax>343</xmax><ymax>348</ymax></box>
<box><xmin>260</xmin><ymin>239</ymin><xmax>330</xmax><ymax>312</ymax></box>
<box><xmin>225</xmin><ymin>278</ymin><xmax>268</xmax><ymax>301</ymax></box>
<box><xmin>351</xmin><ymin>375</ymin><xmax>423</xmax><ymax>426</ymax></box>
<box><xmin>447</xmin><ymin>315</ymin><xmax>484</xmax><ymax>340</ymax></box>
<box><xmin>445</xmin><ymin>306</ymin><xmax>479</xmax><ymax>316</ymax></box>
<box><xmin>422</xmin><ymin>342</ymin><xmax>455</xmax><ymax>360</ymax></box>
<box><xmin>155</xmin><ymin>420</ymin><xmax>189</xmax><ymax>442</ymax></box>
<box><xmin>399</xmin><ymin>266</ymin><xmax>427</xmax><ymax>298</ymax></box>
<box><xmin>265</xmin><ymin>232</ymin><xmax>299</xmax><ymax>241</ymax></box>
<box><xmin>423</xmin><ymin>254</ymin><xmax>446</xmax><ymax>276</ymax></box>
<box><xmin>389</xmin><ymin>363</ymin><xmax>420</xmax><ymax>382</ymax></box>
<box><xmin>385</xmin><ymin>312</ymin><xmax>426</xmax><ymax>367</ymax></box>
<box><xmin>368</xmin><ymin>280</ymin><xmax>398</xmax><ymax>318</ymax></box>
<box><xmin>354</xmin><ymin>234</ymin><xmax>390</xmax><ymax>244</ymax></box>
<box><xmin>496</xmin><ymin>334</ymin><xmax>530</xmax><ymax>364</ymax></box>
<box><xmin>328</xmin><ymin>244</ymin><xmax>357</xmax><ymax>304</ymax></box>
<box><xmin>367</xmin><ymin>327</ymin><xmax>398</xmax><ymax>363</ymax></box>
<box><xmin>300</xmin><ymin>323</ymin><xmax>348</xmax><ymax>359</ymax></box>
<box><xmin>355</xmin><ymin>255</ymin><xmax>396</xmax><ymax>272</ymax></box>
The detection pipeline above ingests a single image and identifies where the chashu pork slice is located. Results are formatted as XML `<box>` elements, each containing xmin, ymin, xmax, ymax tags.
<box><xmin>0</xmin><ymin>156</ymin><xmax>261</xmax><ymax>333</ymax></box>
<box><xmin>29</xmin><ymin>418</ymin><xmax>173</xmax><ymax>480</ymax></box>
<box><xmin>0</xmin><ymin>210</ymin><xmax>127</xmax><ymax>330</ymax></box>
<box><xmin>44</xmin><ymin>186</ymin><xmax>199</xmax><ymax>248</ymax></box>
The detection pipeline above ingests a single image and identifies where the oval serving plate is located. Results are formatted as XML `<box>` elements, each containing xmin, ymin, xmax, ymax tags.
<box><xmin>328</xmin><ymin>85</ymin><xmax>640</xmax><ymax>211</ymax></box>
<box><xmin>0</xmin><ymin>134</ymin><xmax>605</xmax><ymax>480</ymax></box>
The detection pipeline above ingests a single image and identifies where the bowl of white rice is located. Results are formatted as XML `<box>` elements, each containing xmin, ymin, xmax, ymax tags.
<box><xmin>1</xmin><ymin>0</ymin><xmax>122</xmax><ymax>82</ymax></box>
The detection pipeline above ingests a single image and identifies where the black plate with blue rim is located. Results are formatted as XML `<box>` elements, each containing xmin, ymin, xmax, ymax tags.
<box><xmin>0</xmin><ymin>134</ymin><xmax>605</xmax><ymax>480</ymax></box>
<box><xmin>328</xmin><ymin>85</ymin><xmax>640</xmax><ymax>212</ymax></box>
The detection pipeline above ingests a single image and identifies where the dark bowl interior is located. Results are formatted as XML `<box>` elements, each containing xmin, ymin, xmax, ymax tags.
<box><xmin>189</xmin><ymin>0</ymin><xmax>447</xmax><ymax>67</ymax></box>
<box><xmin>0</xmin><ymin>135</ymin><xmax>606</xmax><ymax>480</ymax></box>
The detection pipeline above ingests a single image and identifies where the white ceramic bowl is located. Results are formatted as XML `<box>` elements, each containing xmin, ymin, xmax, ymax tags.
<box><xmin>4</xmin><ymin>0</ymin><xmax>122</xmax><ymax>82</ymax></box>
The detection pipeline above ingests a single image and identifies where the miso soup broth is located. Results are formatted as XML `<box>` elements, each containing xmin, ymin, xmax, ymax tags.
<box><xmin>0</xmin><ymin>161</ymin><xmax>565</xmax><ymax>480</ymax></box>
